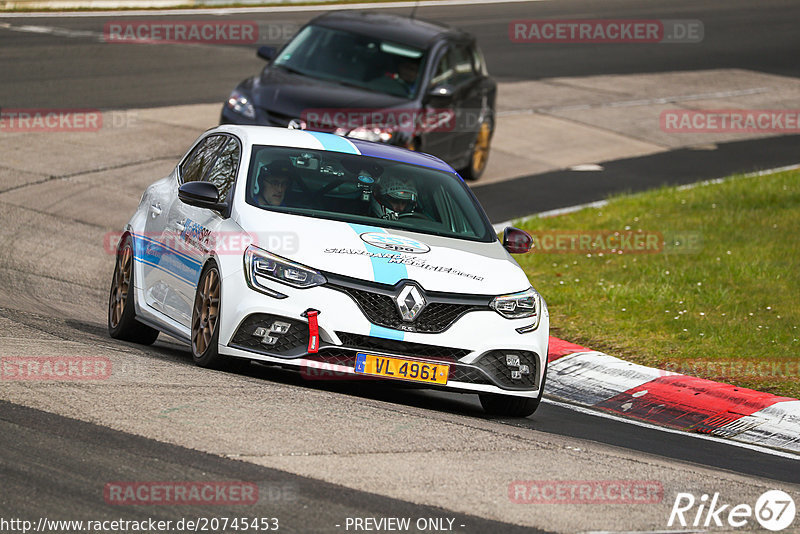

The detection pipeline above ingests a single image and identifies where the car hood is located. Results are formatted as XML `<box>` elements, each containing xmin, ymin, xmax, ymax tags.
<box><xmin>243</xmin><ymin>68</ymin><xmax>410</xmax><ymax>125</ymax></box>
<box><xmin>237</xmin><ymin>208</ymin><xmax>531</xmax><ymax>295</ymax></box>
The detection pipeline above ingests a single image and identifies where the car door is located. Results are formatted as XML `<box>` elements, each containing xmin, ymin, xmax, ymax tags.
<box><xmin>445</xmin><ymin>42</ymin><xmax>485</xmax><ymax>169</ymax></box>
<box><xmin>166</xmin><ymin>135</ymin><xmax>242</xmax><ymax>327</ymax></box>
<box><xmin>141</xmin><ymin>134</ymin><xmax>227</xmax><ymax>324</ymax></box>
<box><xmin>419</xmin><ymin>46</ymin><xmax>456</xmax><ymax>161</ymax></box>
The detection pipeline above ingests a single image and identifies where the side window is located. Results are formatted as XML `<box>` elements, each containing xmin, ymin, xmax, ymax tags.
<box><xmin>430</xmin><ymin>52</ymin><xmax>453</xmax><ymax>87</ymax></box>
<box><xmin>180</xmin><ymin>135</ymin><xmax>226</xmax><ymax>183</ymax></box>
<box><xmin>449</xmin><ymin>44</ymin><xmax>476</xmax><ymax>86</ymax></box>
<box><xmin>471</xmin><ymin>45</ymin><xmax>487</xmax><ymax>76</ymax></box>
<box><xmin>205</xmin><ymin>137</ymin><xmax>241</xmax><ymax>203</ymax></box>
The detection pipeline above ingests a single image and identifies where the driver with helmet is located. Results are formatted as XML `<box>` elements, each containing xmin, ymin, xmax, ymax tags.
<box><xmin>371</xmin><ymin>173</ymin><xmax>419</xmax><ymax>220</ymax></box>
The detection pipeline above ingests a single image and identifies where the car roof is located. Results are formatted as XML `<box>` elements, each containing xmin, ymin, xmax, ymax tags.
<box><xmin>216</xmin><ymin>125</ymin><xmax>456</xmax><ymax>174</ymax></box>
<box><xmin>309</xmin><ymin>10</ymin><xmax>472</xmax><ymax>49</ymax></box>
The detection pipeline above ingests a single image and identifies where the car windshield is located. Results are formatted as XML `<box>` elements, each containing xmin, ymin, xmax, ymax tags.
<box><xmin>272</xmin><ymin>25</ymin><xmax>426</xmax><ymax>99</ymax></box>
<box><xmin>245</xmin><ymin>146</ymin><xmax>495</xmax><ymax>242</ymax></box>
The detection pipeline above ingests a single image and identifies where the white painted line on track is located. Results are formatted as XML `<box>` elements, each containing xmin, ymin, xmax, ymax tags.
<box><xmin>0</xmin><ymin>21</ymin><xmax>104</xmax><ymax>39</ymax></box>
<box><xmin>497</xmin><ymin>87</ymin><xmax>771</xmax><ymax>116</ymax></box>
<box><xmin>542</xmin><ymin>397</ymin><xmax>800</xmax><ymax>461</ymax></box>
<box><xmin>0</xmin><ymin>0</ymin><xmax>548</xmax><ymax>17</ymax></box>
<box><xmin>493</xmin><ymin>200</ymin><xmax>608</xmax><ymax>232</ymax></box>
<box><xmin>491</xmin><ymin>162</ymin><xmax>800</xmax><ymax>231</ymax></box>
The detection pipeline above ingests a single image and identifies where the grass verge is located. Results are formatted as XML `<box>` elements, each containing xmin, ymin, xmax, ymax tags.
<box><xmin>515</xmin><ymin>169</ymin><xmax>800</xmax><ymax>399</ymax></box>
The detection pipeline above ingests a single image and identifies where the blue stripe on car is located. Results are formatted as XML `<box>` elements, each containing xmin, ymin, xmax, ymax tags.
<box><xmin>306</xmin><ymin>131</ymin><xmax>360</xmax><ymax>154</ymax></box>
<box><xmin>347</xmin><ymin>223</ymin><xmax>407</xmax><ymax>341</ymax></box>
<box><xmin>131</xmin><ymin>233</ymin><xmax>201</xmax><ymax>286</ymax></box>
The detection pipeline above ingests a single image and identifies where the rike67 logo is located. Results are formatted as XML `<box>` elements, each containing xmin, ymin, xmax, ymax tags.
<box><xmin>669</xmin><ymin>490</ymin><xmax>796</xmax><ymax>531</ymax></box>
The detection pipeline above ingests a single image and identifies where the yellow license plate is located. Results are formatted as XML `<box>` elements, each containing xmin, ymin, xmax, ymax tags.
<box><xmin>354</xmin><ymin>353</ymin><xmax>449</xmax><ymax>385</ymax></box>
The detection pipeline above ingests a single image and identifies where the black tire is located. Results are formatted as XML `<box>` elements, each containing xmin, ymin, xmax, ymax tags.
<box><xmin>479</xmin><ymin>363</ymin><xmax>547</xmax><ymax>417</ymax></box>
<box><xmin>191</xmin><ymin>261</ymin><xmax>228</xmax><ymax>369</ymax></box>
<box><xmin>108</xmin><ymin>234</ymin><xmax>160</xmax><ymax>345</ymax></box>
<box><xmin>458</xmin><ymin>119</ymin><xmax>493</xmax><ymax>181</ymax></box>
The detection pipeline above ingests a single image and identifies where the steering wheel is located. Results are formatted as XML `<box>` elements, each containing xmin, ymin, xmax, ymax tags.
<box><xmin>398</xmin><ymin>211</ymin><xmax>433</xmax><ymax>221</ymax></box>
<box><xmin>312</xmin><ymin>179</ymin><xmax>346</xmax><ymax>200</ymax></box>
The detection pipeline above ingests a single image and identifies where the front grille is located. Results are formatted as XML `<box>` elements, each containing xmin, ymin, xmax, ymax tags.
<box><xmin>336</xmin><ymin>332</ymin><xmax>470</xmax><ymax>361</ymax></box>
<box><xmin>304</xmin><ymin>349</ymin><xmax>358</xmax><ymax>368</ymax></box>
<box><xmin>449</xmin><ymin>365</ymin><xmax>492</xmax><ymax>385</ymax></box>
<box><xmin>475</xmin><ymin>350</ymin><xmax>539</xmax><ymax>389</ymax></box>
<box><xmin>304</xmin><ymin>348</ymin><xmax>492</xmax><ymax>386</ymax></box>
<box><xmin>329</xmin><ymin>283</ymin><xmax>486</xmax><ymax>334</ymax></box>
<box><xmin>229</xmin><ymin>314</ymin><xmax>310</xmax><ymax>357</ymax></box>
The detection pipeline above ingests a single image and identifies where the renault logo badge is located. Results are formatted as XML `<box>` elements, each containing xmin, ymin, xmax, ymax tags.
<box><xmin>396</xmin><ymin>284</ymin><xmax>426</xmax><ymax>322</ymax></box>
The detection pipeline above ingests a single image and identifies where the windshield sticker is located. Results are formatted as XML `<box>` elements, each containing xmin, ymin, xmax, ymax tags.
<box><xmin>324</xmin><ymin>248</ymin><xmax>483</xmax><ymax>281</ymax></box>
<box><xmin>360</xmin><ymin>232</ymin><xmax>430</xmax><ymax>254</ymax></box>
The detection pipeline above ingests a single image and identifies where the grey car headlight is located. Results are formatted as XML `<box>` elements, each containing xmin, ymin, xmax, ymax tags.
<box><xmin>490</xmin><ymin>287</ymin><xmax>541</xmax><ymax>324</ymax></box>
<box><xmin>244</xmin><ymin>245</ymin><xmax>326</xmax><ymax>297</ymax></box>
<box><xmin>226</xmin><ymin>90</ymin><xmax>256</xmax><ymax>120</ymax></box>
<box><xmin>337</xmin><ymin>126</ymin><xmax>394</xmax><ymax>143</ymax></box>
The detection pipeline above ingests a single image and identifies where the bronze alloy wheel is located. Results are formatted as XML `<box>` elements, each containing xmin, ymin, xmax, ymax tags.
<box><xmin>107</xmin><ymin>234</ymin><xmax>159</xmax><ymax>344</ymax></box>
<box><xmin>109</xmin><ymin>243</ymin><xmax>132</xmax><ymax>329</ymax></box>
<box><xmin>471</xmin><ymin>121</ymin><xmax>491</xmax><ymax>176</ymax></box>
<box><xmin>192</xmin><ymin>266</ymin><xmax>220</xmax><ymax>357</ymax></box>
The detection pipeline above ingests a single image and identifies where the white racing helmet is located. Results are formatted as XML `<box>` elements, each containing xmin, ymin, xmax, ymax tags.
<box><xmin>373</xmin><ymin>174</ymin><xmax>418</xmax><ymax>219</ymax></box>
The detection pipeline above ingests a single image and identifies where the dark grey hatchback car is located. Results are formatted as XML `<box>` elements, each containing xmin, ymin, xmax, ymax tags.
<box><xmin>220</xmin><ymin>11</ymin><xmax>497</xmax><ymax>180</ymax></box>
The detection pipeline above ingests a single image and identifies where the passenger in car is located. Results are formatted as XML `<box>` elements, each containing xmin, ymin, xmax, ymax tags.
<box><xmin>256</xmin><ymin>159</ymin><xmax>297</xmax><ymax>207</ymax></box>
<box><xmin>396</xmin><ymin>59</ymin><xmax>420</xmax><ymax>95</ymax></box>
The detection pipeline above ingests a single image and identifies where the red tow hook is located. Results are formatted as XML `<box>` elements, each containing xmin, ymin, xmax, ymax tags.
<box><xmin>302</xmin><ymin>309</ymin><xmax>321</xmax><ymax>354</ymax></box>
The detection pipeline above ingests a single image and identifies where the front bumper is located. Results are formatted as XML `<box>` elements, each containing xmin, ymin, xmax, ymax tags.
<box><xmin>217</xmin><ymin>271</ymin><xmax>549</xmax><ymax>398</ymax></box>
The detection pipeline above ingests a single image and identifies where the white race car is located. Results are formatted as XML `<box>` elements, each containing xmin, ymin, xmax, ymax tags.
<box><xmin>108</xmin><ymin>125</ymin><xmax>549</xmax><ymax>416</ymax></box>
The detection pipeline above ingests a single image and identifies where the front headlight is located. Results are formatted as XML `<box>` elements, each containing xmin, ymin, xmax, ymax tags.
<box><xmin>226</xmin><ymin>90</ymin><xmax>256</xmax><ymax>120</ymax></box>
<box><xmin>490</xmin><ymin>287</ymin><xmax>541</xmax><ymax>322</ymax></box>
<box><xmin>338</xmin><ymin>126</ymin><xmax>394</xmax><ymax>143</ymax></box>
<box><xmin>244</xmin><ymin>245</ymin><xmax>326</xmax><ymax>297</ymax></box>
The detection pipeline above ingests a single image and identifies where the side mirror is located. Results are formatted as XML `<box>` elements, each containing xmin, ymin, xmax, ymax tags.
<box><xmin>257</xmin><ymin>46</ymin><xmax>276</xmax><ymax>61</ymax></box>
<box><xmin>426</xmin><ymin>84</ymin><xmax>455</xmax><ymax>101</ymax></box>
<box><xmin>178</xmin><ymin>182</ymin><xmax>227</xmax><ymax>212</ymax></box>
<box><xmin>503</xmin><ymin>226</ymin><xmax>533</xmax><ymax>254</ymax></box>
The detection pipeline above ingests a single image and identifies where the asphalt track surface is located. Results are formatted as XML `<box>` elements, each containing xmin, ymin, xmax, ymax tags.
<box><xmin>1</xmin><ymin>0</ymin><xmax>799</xmax><ymax>109</ymax></box>
<box><xmin>0</xmin><ymin>400</ymin><xmax>541</xmax><ymax>534</ymax></box>
<box><xmin>2</xmin><ymin>0</ymin><xmax>800</xmax><ymax>531</ymax></box>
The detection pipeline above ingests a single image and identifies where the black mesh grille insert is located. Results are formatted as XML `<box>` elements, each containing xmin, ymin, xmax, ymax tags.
<box><xmin>336</xmin><ymin>332</ymin><xmax>470</xmax><ymax>361</ymax></box>
<box><xmin>230</xmin><ymin>314</ymin><xmax>309</xmax><ymax>356</ymax></box>
<box><xmin>475</xmin><ymin>350</ymin><xmax>539</xmax><ymax>388</ymax></box>
<box><xmin>330</xmin><ymin>285</ymin><xmax>484</xmax><ymax>333</ymax></box>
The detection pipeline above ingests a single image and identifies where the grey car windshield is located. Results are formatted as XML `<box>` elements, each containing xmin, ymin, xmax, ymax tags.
<box><xmin>272</xmin><ymin>25</ymin><xmax>426</xmax><ymax>99</ymax></box>
<box><xmin>245</xmin><ymin>146</ymin><xmax>495</xmax><ymax>242</ymax></box>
